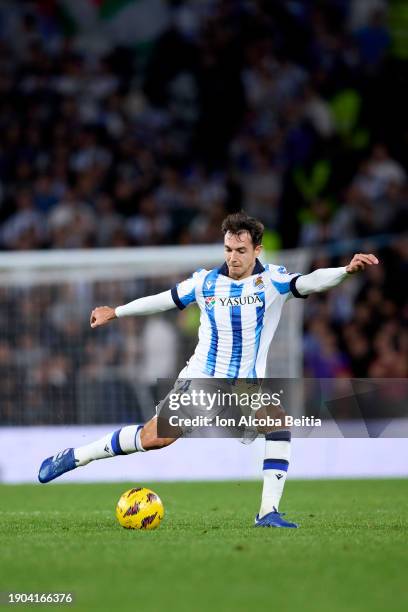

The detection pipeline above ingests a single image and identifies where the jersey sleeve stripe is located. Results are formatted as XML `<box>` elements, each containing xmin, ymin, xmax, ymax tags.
<box><xmin>289</xmin><ymin>275</ymin><xmax>307</xmax><ymax>299</ymax></box>
<box><xmin>272</xmin><ymin>280</ymin><xmax>291</xmax><ymax>294</ymax></box>
<box><xmin>170</xmin><ymin>286</ymin><xmax>186</xmax><ymax>310</ymax></box>
<box><xmin>171</xmin><ymin>285</ymin><xmax>197</xmax><ymax>309</ymax></box>
<box><xmin>180</xmin><ymin>287</ymin><xmax>196</xmax><ymax>307</ymax></box>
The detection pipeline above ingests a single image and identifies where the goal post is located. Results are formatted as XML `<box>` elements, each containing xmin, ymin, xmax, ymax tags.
<box><xmin>0</xmin><ymin>245</ymin><xmax>310</xmax><ymax>426</ymax></box>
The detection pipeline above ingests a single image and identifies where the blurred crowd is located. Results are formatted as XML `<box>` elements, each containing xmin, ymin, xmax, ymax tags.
<box><xmin>304</xmin><ymin>241</ymin><xmax>407</xmax><ymax>380</ymax></box>
<box><xmin>0</xmin><ymin>0</ymin><xmax>406</xmax><ymax>249</ymax></box>
<box><xmin>0</xmin><ymin>0</ymin><xmax>406</xmax><ymax>423</ymax></box>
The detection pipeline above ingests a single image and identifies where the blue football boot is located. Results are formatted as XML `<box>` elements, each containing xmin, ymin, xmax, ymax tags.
<box><xmin>38</xmin><ymin>448</ymin><xmax>77</xmax><ymax>483</ymax></box>
<box><xmin>254</xmin><ymin>509</ymin><xmax>298</xmax><ymax>528</ymax></box>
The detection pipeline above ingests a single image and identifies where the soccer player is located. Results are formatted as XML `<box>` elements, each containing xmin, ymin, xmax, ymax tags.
<box><xmin>38</xmin><ymin>212</ymin><xmax>378</xmax><ymax>527</ymax></box>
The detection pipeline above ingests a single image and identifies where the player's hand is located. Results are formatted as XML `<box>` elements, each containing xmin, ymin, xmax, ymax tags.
<box><xmin>90</xmin><ymin>306</ymin><xmax>117</xmax><ymax>328</ymax></box>
<box><xmin>345</xmin><ymin>253</ymin><xmax>379</xmax><ymax>274</ymax></box>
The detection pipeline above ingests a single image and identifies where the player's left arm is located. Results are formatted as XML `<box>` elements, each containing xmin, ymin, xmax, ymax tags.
<box><xmin>294</xmin><ymin>253</ymin><xmax>379</xmax><ymax>296</ymax></box>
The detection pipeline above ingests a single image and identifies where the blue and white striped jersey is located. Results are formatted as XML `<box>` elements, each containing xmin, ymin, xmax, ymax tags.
<box><xmin>171</xmin><ymin>259</ymin><xmax>305</xmax><ymax>379</ymax></box>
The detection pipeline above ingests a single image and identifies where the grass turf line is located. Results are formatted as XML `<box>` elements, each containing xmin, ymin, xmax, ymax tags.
<box><xmin>0</xmin><ymin>480</ymin><xmax>407</xmax><ymax>612</ymax></box>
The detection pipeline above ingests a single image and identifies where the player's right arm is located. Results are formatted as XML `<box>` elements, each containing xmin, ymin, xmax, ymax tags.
<box><xmin>90</xmin><ymin>291</ymin><xmax>176</xmax><ymax>328</ymax></box>
<box><xmin>90</xmin><ymin>269</ymin><xmax>204</xmax><ymax>328</ymax></box>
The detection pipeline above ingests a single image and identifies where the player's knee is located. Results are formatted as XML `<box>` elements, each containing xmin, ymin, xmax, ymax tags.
<box><xmin>263</xmin><ymin>403</ymin><xmax>286</xmax><ymax>421</ymax></box>
<box><xmin>270</xmin><ymin>405</ymin><xmax>287</xmax><ymax>432</ymax></box>
<box><xmin>254</xmin><ymin>403</ymin><xmax>287</xmax><ymax>434</ymax></box>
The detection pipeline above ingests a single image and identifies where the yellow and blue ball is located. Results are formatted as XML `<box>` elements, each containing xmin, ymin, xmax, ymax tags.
<box><xmin>116</xmin><ymin>487</ymin><xmax>164</xmax><ymax>530</ymax></box>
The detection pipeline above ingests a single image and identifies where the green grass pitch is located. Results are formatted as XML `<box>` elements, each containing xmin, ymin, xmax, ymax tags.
<box><xmin>1</xmin><ymin>479</ymin><xmax>407</xmax><ymax>612</ymax></box>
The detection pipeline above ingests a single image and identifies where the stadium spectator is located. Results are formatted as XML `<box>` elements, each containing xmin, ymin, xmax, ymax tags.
<box><xmin>1</xmin><ymin>189</ymin><xmax>46</xmax><ymax>250</ymax></box>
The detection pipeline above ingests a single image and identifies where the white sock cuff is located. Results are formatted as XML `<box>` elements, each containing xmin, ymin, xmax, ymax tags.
<box><xmin>265</xmin><ymin>439</ymin><xmax>291</xmax><ymax>463</ymax></box>
<box><xmin>118</xmin><ymin>425</ymin><xmax>139</xmax><ymax>454</ymax></box>
<box><xmin>135</xmin><ymin>425</ymin><xmax>146</xmax><ymax>452</ymax></box>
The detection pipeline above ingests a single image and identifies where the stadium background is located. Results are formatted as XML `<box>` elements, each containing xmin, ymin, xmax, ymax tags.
<box><xmin>0</xmin><ymin>3</ymin><xmax>407</xmax><ymax>612</ymax></box>
<box><xmin>0</xmin><ymin>0</ymin><xmax>406</xmax><ymax>477</ymax></box>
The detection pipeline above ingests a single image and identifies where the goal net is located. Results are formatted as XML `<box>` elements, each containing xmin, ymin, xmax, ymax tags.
<box><xmin>0</xmin><ymin>246</ymin><xmax>309</xmax><ymax>426</ymax></box>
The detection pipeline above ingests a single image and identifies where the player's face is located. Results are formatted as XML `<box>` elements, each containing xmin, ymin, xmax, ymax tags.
<box><xmin>224</xmin><ymin>231</ymin><xmax>262</xmax><ymax>280</ymax></box>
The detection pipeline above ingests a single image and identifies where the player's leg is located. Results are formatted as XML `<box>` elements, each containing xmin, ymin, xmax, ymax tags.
<box><xmin>75</xmin><ymin>416</ymin><xmax>177</xmax><ymax>462</ymax></box>
<box><xmin>38</xmin><ymin>373</ymin><xmax>189</xmax><ymax>483</ymax></box>
<box><xmin>38</xmin><ymin>417</ymin><xmax>178</xmax><ymax>483</ymax></box>
<box><xmin>254</xmin><ymin>404</ymin><xmax>298</xmax><ymax>528</ymax></box>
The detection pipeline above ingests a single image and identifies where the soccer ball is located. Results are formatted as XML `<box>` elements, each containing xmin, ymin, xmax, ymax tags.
<box><xmin>116</xmin><ymin>487</ymin><xmax>164</xmax><ymax>530</ymax></box>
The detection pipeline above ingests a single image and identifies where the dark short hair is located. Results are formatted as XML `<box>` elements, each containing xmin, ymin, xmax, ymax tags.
<box><xmin>221</xmin><ymin>212</ymin><xmax>264</xmax><ymax>247</ymax></box>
